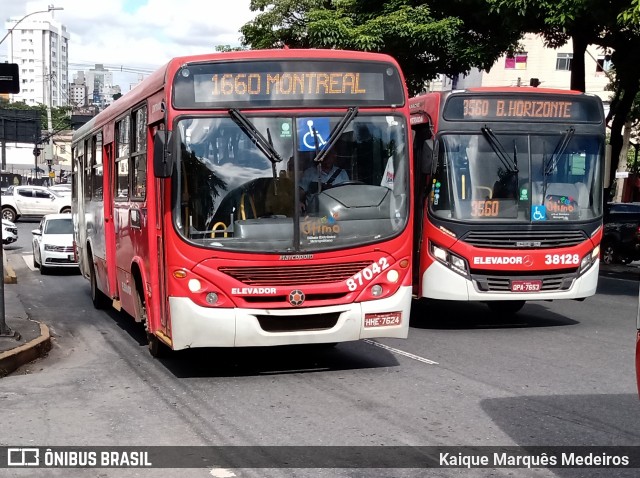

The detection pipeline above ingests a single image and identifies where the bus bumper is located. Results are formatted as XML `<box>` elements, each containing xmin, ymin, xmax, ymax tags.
<box><xmin>421</xmin><ymin>260</ymin><xmax>599</xmax><ymax>301</ymax></box>
<box><xmin>168</xmin><ymin>286</ymin><xmax>411</xmax><ymax>349</ymax></box>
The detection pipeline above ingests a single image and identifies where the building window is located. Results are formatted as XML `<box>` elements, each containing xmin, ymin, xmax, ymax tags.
<box><xmin>505</xmin><ymin>53</ymin><xmax>528</xmax><ymax>70</ymax></box>
<box><xmin>556</xmin><ymin>53</ymin><xmax>573</xmax><ymax>71</ymax></box>
<box><xmin>596</xmin><ymin>56</ymin><xmax>612</xmax><ymax>73</ymax></box>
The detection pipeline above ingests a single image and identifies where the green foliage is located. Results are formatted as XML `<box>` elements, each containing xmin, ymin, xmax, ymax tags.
<box><xmin>215</xmin><ymin>45</ymin><xmax>248</xmax><ymax>52</ymax></box>
<box><xmin>241</xmin><ymin>0</ymin><xmax>526</xmax><ymax>94</ymax></box>
<box><xmin>618</xmin><ymin>0</ymin><xmax>640</xmax><ymax>28</ymax></box>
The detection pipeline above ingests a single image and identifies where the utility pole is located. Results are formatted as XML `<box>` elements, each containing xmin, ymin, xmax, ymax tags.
<box><xmin>46</xmin><ymin>68</ymin><xmax>54</xmax><ymax>185</ymax></box>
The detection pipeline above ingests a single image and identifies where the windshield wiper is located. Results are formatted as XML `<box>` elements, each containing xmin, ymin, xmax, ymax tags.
<box><xmin>481</xmin><ymin>126</ymin><xmax>518</xmax><ymax>174</ymax></box>
<box><xmin>311</xmin><ymin>107</ymin><xmax>359</xmax><ymax>164</ymax></box>
<box><xmin>544</xmin><ymin>127</ymin><xmax>575</xmax><ymax>176</ymax></box>
<box><xmin>542</xmin><ymin>127</ymin><xmax>575</xmax><ymax>199</ymax></box>
<box><xmin>229</xmin><ymin>108</ymin><xmax>284</xmax><ymax>184</ymax></box>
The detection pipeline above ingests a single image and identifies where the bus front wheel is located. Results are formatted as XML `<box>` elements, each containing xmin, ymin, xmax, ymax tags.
<box><xmin>135</xmin><ymin>282</ymin><xmax>170</xmax><ymax>358</ymax></box>
<box><xmin>486</xmin><ymin>300</ymin><xmax>526</xmax><ymax>315</ymax></box>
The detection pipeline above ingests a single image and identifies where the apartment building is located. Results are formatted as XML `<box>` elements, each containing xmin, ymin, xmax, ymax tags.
<box><xmin>4</xmin><ymin>10</ymin><xmax>69</xmax><ymax>107</ymax></box>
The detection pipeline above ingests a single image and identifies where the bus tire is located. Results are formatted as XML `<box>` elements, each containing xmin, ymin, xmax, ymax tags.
<box><xmin>486</xmin><ymin>300</ymin><xmax>525</xmax><ymax>315</ymax></box>
<box><xmin>135</xmin><ymin>278</ymin><xmax>171</xmax><ymax>358</ymax></box>
<box><xmin>89</xmin><ymin>258</ymin><xmax>110</xmax><ymax>309</ymax></box>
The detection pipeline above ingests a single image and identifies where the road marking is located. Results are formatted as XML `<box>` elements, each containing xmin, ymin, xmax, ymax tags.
<box><xmin>363</xmin><ymin>339</ymin><xmax>439</xmax><ymax>365</ymax></box>
<box><xmin>22</xmin><ymin>254</ymin><xmax>37</xmax><ymax>272</ymax></box>
<box><xmin>209</xmin><ymin>469</ymin><xmax>236</xmax><ymax>477</ymax></box>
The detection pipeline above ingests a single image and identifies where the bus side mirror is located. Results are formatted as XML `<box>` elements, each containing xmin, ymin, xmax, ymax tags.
<box><xmin>421</xmin><ymin>139</ymin><xmax>434</xmax><ymax>174</ymax></box>
<box><xmin>153</xmin><ymin>130</ymin><xmax>173</xmax><ymax>178</ymax></box>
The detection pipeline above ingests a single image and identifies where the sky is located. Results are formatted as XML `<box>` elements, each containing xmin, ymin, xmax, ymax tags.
<box><xmin>1</xmin><ymin>0</ymin><xmax>257</xmax><ymax>91</ymax></box>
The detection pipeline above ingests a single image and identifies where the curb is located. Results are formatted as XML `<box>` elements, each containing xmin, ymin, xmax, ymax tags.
<box><xmin>0</xmin><ymin>323</ymin><xmax>51</xmax><ymax>377</ymax></box>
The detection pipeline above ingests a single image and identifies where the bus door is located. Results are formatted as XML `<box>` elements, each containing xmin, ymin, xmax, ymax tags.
<box><xmin>147</xmin><ymin>124</ymin><xmax>169</xmax><ymax>337</ymax></box>
<box><xmin>154</xmin><ymin>178</ymin><xmax>169</xmax><ymax>333</ymax></box>
<box><xmin>103</xmin><ymin>142</ymin><xmax>118</xmax><ymax>301</ymax></box>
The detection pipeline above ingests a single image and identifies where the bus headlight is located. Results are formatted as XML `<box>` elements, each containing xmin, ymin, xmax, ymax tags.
<box><xmin>579</xmin><ymin>246</ymin><xmax>599</xmax><ymax>274</ymax></box>
<box><xmin>386</xmin><ymin>269</ymin><xmax>399</xmax><ymax>283</ymax></box>
<box><xmin>188</xmin><ymin>279</ymin><xmax>201</xmax><ymax>292</ymax></box>
<box><xmin>430</xmin><ymin>242</ymin><xmax>469</xmax><ymax>277</ymax></box>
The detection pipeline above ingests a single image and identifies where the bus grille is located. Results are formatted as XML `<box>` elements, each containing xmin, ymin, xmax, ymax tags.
<box><xmin>463</xmin><ymin>230</ymin><xmax>587</xmax><ymax>249</ymax></box>
<box><xmin>473</xmin><ymin>272</ymin><xmax>576</xmax><ymax>292</ymax></box>
<box><xmin>256</xmin><ymin>312</ymin><xmax>341</xmax><ymax>332</ymax></box>
<box><xmin>219</xmin><ymin>261</ymin><xmax>371</xmax><ymax>286</ymax></box>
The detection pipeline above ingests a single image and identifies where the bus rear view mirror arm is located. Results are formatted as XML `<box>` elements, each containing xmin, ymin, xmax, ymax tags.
<box><xmin>154</xmin><ymin>131</ymin><xmax>174</xmax><ymax>178</ymax></box>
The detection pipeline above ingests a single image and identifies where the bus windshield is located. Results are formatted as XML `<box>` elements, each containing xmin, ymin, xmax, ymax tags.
<box><xmin>431</xmin><ymin>132</ymin><xmax>603</xmax><ymax>222</ymax></box>
<box><xmin>175</xmin><ymin>114</ymin><xmax>409</xmax><ymax>252</ymax></box>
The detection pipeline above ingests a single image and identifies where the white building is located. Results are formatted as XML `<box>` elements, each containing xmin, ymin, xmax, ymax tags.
<box><xmin>431</xmin><ymin>34</ymin><xmax>612</xmax><ymax>106</ymax></box>
<box><xmin>4</xmin><ymin>10</ymin><xmax>69</xmax><ymax>107</ymax></box>
<box><xmin>69</xmin><ymin>71</ymin><xmax>88</xmax><ymax>107</ymax></box>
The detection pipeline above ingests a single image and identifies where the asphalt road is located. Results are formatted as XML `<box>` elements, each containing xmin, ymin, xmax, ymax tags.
<box><xmin>1</xmin><ymin>219</ymin><xmax>639</xmax><ymax>477</ymax></box>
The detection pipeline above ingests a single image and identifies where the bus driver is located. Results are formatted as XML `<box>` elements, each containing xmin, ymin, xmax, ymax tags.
<box><xmin>299</xmin><ymin>148</ymin><xmax>349</xmax><ymax>200</ymax></box>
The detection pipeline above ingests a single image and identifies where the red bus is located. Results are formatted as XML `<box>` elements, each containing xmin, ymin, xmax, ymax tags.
<box><xmin>410</xmin><ymin>88</ymin><xmax>606</xmax><ymax>314</ymax></box>
<box><xmin>72</xmin><ymin>50</ymin><xmax>413</xmax><ymax>355</ymax></box>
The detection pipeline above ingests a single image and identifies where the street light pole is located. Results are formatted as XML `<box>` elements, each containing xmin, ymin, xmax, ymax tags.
<box><xmin>0</xmin><ymin>5</ymin><xmax>64</xmax><ymax>48</ymax></box>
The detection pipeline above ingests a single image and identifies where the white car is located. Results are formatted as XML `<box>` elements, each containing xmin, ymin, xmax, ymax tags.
<box><xmin>2</xmin><ymin>185</ymin><xmax>71</xmax><ymax>222</ymax></box>
<box><xmin>32</xmin><ymin>213</ymin><xmax>78</xmax><ymax>274</ymax></box>
<box><xmin>2</xmin><ymin>219</ymin><xmax>18</xmax><ymax>245</ymax></box>
<box><xmin>48</xmin><ymin>184</ymin><xmax>72</xmax><ymax>196</ymax></box>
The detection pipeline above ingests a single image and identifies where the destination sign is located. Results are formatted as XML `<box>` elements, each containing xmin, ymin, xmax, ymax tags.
<box><xmin>173</xmin><ymin>60</ymin><xmax>405</xmax><ymax>109</ymax></box>
<box><xmin>443</xmin><ymin>95</ymin><xmax>603</xmax><ymax>123</ymax></box>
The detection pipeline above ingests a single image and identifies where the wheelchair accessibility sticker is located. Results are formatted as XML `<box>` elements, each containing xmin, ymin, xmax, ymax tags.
<box><xmin>531</xmin><ymin>205</ymin><xmax>546</xmax><ymax>221</ymax></box>
<box><xmin>297</xmin><ymin>117</ymin><xmax>329</xmax><ymax>151</ymax></box>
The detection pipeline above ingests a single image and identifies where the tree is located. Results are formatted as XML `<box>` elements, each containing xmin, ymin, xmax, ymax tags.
<box><xmin>215</xmin><ymin>45</ymin><xmax>248</xmax><ymax>52</ymax></box>
<box><xmin>241</xmin><ymin>0</ymin><xmax>526</xmax><ymax>94</ymax></box>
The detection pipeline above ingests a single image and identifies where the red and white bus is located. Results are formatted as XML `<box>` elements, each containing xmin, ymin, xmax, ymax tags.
<box><xmin>410</xmin><ymin>88</ymin><xmax>606</xmax><ymax>314</ymax></box>
<box><xmin>72</xmin><ymin>50</ymin><xmax>413</xmax><ymax>355</ymax></box>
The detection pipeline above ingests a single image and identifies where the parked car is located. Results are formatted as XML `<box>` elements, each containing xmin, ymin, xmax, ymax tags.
<box><xmin>1</xmin><ymin>185</ymin><xmax>71</xmax><ymax>222</ymax></box>
<box><xmin>2</xmin><ymin>219</ymin><xmax>18</xmax><ymax>245</ymax></box>
<box><xmin>601</xmin><ymin>202</ymin><xmax>640</xmax><ymax>265</ymax></box>
<box><xmin>32</xmin><ymin>213</ymin><xmax>77</xmax><ymax>274</ymax></box>
<box><xmin>48</xmin><ymin>183</ymin><xmax>72</xmax><ymax>196</ymax></box>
